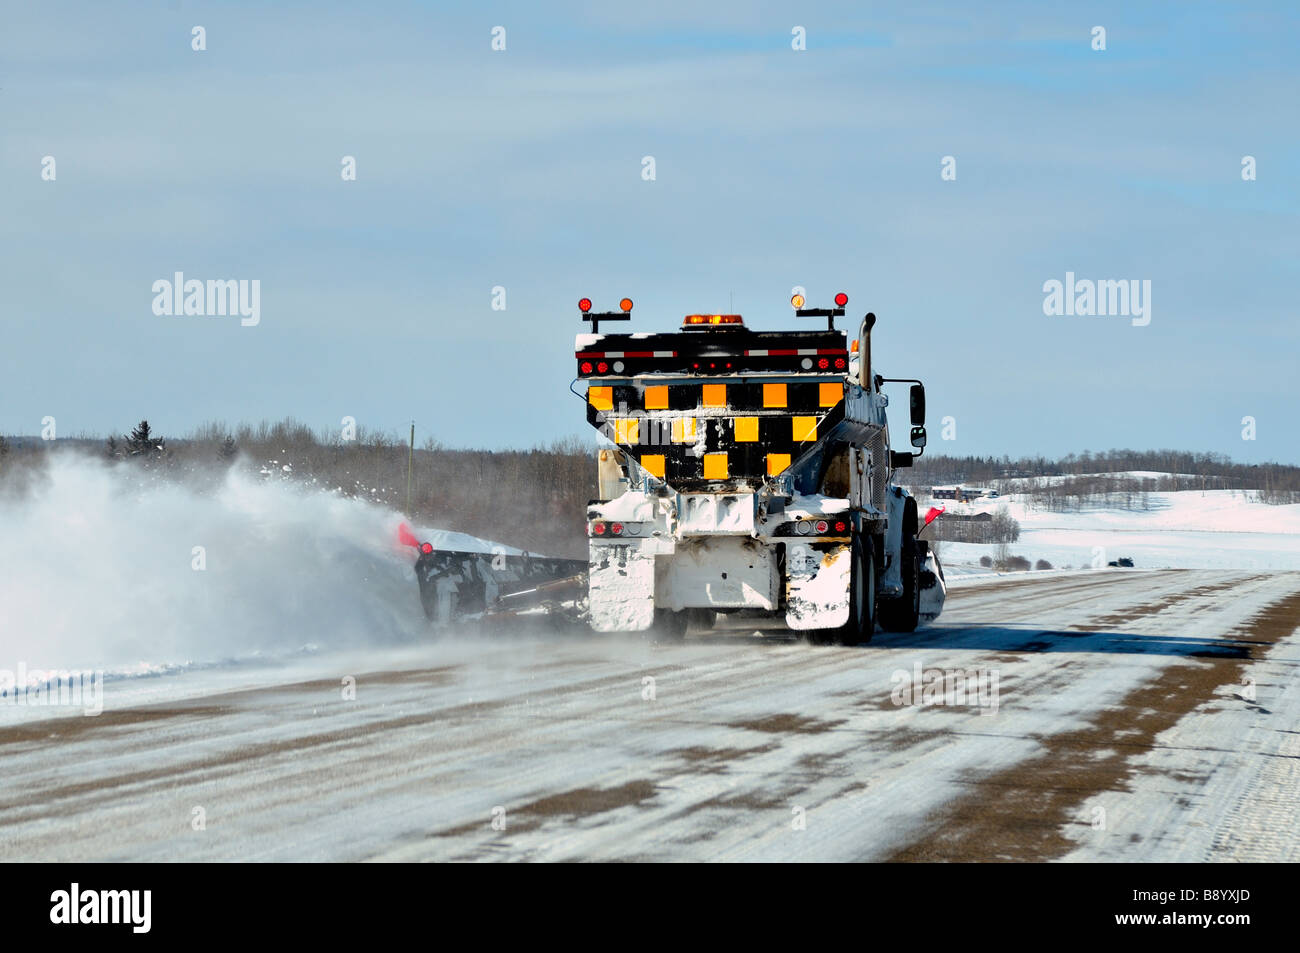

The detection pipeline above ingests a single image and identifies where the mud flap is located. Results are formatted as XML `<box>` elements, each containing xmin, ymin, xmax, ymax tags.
<box><xmin>918</xmin><ymin>546</ymin><xmax>947</xmax><ymax>623</ymax></box>
<box><xmin>881</xmin><ymin>488</ymin><xmax>909</xmax><ymax>599</ymax></box>
<box><xmin>784</xmin><ymin>541</ymin><xmax>852</xmax><ymax>630</ymax></box>
<box><xmin>588</xmin><ymin>544</ymin><xmax>657</xmax><ymax>632</ymax></box>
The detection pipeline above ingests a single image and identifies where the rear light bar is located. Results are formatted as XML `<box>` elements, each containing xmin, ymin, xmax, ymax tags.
<box><xmin>576</xmin><ymin>348</ymin><xmax>848</xmax><ymax>377</ymax></box>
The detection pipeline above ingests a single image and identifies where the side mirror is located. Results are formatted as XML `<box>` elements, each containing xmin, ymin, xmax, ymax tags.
<box><xmin>911</xmin><ymin>426</ymin><xmax>927</xmax><ymax>449</ymax></box>
<box><xmin>909</xmin><ymin>384</ymin><xmax>926</xmax><ymax>426</ymax></box>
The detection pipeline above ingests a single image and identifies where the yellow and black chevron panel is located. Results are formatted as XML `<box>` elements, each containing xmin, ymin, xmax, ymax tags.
<box><xmin>587</xmin><ymin>379</ymin><xmax>846</xmax><ymax>486</ymax></box>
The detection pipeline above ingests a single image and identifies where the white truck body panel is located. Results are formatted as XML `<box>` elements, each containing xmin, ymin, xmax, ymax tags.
<box><xmin>658</xmin><ymin>537</ymin><xmax>777</xmax><ymax>611</ymax></box>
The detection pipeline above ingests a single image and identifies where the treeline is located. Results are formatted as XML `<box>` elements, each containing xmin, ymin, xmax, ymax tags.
<box><xmin>908</xmin><ymin>449</ymin><xmax>1300</xmax><ymax>505</ymax></box>
<box><xmin>5</xmin><ymin>424</ymin><xmax>1300</xmax><ymax>556</ymax></box>
<box><xmin>0</xmin><ymin>418</ymin><xmax>597</xmax><ymax>558</ymax></box>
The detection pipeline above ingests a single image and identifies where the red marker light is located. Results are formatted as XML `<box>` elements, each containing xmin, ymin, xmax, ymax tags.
<box><xmin>834</xmin><ymin>292</ymin><xmax>848</xmax><ymax>307</ymax></box>
<box><xmin>597</xmin><ymin>361</ymin><xmax>608</xmax><ymax>373</ymax></box>
<box><xmin>619</xmin><ymin>297</ymin><xmax>634</xmax><ymax>312</ymax></box>
<box><xmin>593</xmin><ymin>521</ymin><xmax>607</xmax><ymax>536</ymax></box>
<box><xmin>833</xmin><ymin>520</ymin><xmax>847</xmax><ymax>533</ymax></box>
<box><xmin>610</xmin><ymin>522</ymin><xmax>624</xmax><ymax>535</ymax></box>
<box><xmin>818</xmin><ymin>358</ymin><xmax>829</xmax><ymax>369</ymax></box>
<box><xmin>814</xmin><ymin>520</ymin><xmax>829</xmax><ymax>534</ymax></box>
<box><xmin>420</xmin><ymin>542</ymin><xmax>433</xmax><ymax>554</ymax></box>
<box><xmin>579</xmin><ymin>298</ymin><xmax>592</xmax><ymax>312</ymax></box>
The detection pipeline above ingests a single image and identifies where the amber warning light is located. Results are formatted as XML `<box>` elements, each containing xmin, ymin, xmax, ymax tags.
<box><xmin>683</xmin><ymin>314</ymin><xmax>744</xmax><ymax>327</ymax></box>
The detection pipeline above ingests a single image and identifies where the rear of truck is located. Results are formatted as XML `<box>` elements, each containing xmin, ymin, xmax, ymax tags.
<box><xmin>577</xmin><ymin>294</ymin><xmax>945</xmax><ymax>643</ymax></box>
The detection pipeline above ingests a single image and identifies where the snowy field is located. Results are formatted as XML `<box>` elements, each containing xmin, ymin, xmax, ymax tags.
<box><xmin>923</xmin><ymin>485</ymin><xmax>1300</xmax><ymax>574</ymax></box>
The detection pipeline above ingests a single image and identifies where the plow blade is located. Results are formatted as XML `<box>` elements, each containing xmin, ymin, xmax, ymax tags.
<box><xmin>413</xmin><ymin>545</ymin><xmax>589</xmax><ymax>627</ymax></box>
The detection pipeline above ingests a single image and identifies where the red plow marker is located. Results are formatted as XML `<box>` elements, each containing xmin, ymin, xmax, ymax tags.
<box><xmin>398</xmin><ymin>523</ymin><xmax>433</xmax><ymax>554</ymax></box>
<box><xmin>922</xmin><ymin>505</ymin><xmax>946</xmax><ymax>530</ymax></box>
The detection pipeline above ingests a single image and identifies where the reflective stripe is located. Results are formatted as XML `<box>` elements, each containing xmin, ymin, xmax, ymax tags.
<box><xmin>575</xmin><ymin>350</ymin><xmax>678</xmax><ymax>359</ymax></box>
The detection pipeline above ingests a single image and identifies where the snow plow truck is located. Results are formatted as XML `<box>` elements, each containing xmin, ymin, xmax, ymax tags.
<box><xmin>405</xmin><ymin>292</ymin><xmax>946</xmax><ymax>643</ymax></box>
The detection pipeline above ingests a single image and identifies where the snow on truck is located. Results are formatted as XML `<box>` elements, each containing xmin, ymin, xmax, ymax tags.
<box><xmin>404</xmin><ymin>292</ymin><xmax>946</xmax><ymax>643</ymax></box>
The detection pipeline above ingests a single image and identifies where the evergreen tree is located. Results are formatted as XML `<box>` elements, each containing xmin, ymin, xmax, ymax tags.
<box><xmin>124</xmin><ymin>420</ymin><xmax>165</xmax><ymax>457</ymax></box>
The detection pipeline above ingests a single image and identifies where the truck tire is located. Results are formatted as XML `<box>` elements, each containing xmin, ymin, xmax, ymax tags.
<box><xmin>648</xmin><ymin>608</ymin><xmax>689</xmax><ymax>643</ymax></box>
<box><xmin>685</xmin><ymin>608</ymin><xmax>716</xmax><ymax>632</ymax></box>
<box><xmin>879</xmin><ymin>532</ymin><xmax>920</xmax><ymax>633</ymax></box>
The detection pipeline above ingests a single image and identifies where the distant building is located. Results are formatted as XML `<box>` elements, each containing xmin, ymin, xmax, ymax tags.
<box><xmin>932</xmin><ymin>485</ymin><xmax>988</xmax><ymax>503</ymax></box>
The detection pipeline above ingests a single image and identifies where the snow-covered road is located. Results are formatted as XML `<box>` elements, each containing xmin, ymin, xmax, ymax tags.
<box><xmin>2</xmin><ymin>569</ymin><xmax>1297</xmax><ymax>861</ymax></box>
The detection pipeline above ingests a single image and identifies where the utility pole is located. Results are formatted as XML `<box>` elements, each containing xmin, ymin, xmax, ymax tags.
<box><xmin>406</xmin><ymin>421</ymin><xmax>415</xmax><ymax>518</ymax></box>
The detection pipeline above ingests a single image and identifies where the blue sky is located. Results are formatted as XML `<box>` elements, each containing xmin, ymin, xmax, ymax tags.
<box><xmin>2</xmin><ymin>1</ymin><xmax>1297</xmax><ymax>462</ymax></box>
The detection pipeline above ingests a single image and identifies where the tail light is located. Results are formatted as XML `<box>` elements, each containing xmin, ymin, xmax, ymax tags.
<box><xmin>420</xmin><ymin>542</ymin><xmax>433</xmax><ymax>554</ymax></box>
<box><xmin>785</xmin><ymin>518</ymin><xmax>850</xmax><ymax>537</ymax></box>
<box><xmin>590</xmin><ymin>521</ymin><xmax>646</xmax><ymax>538</ymax></box>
